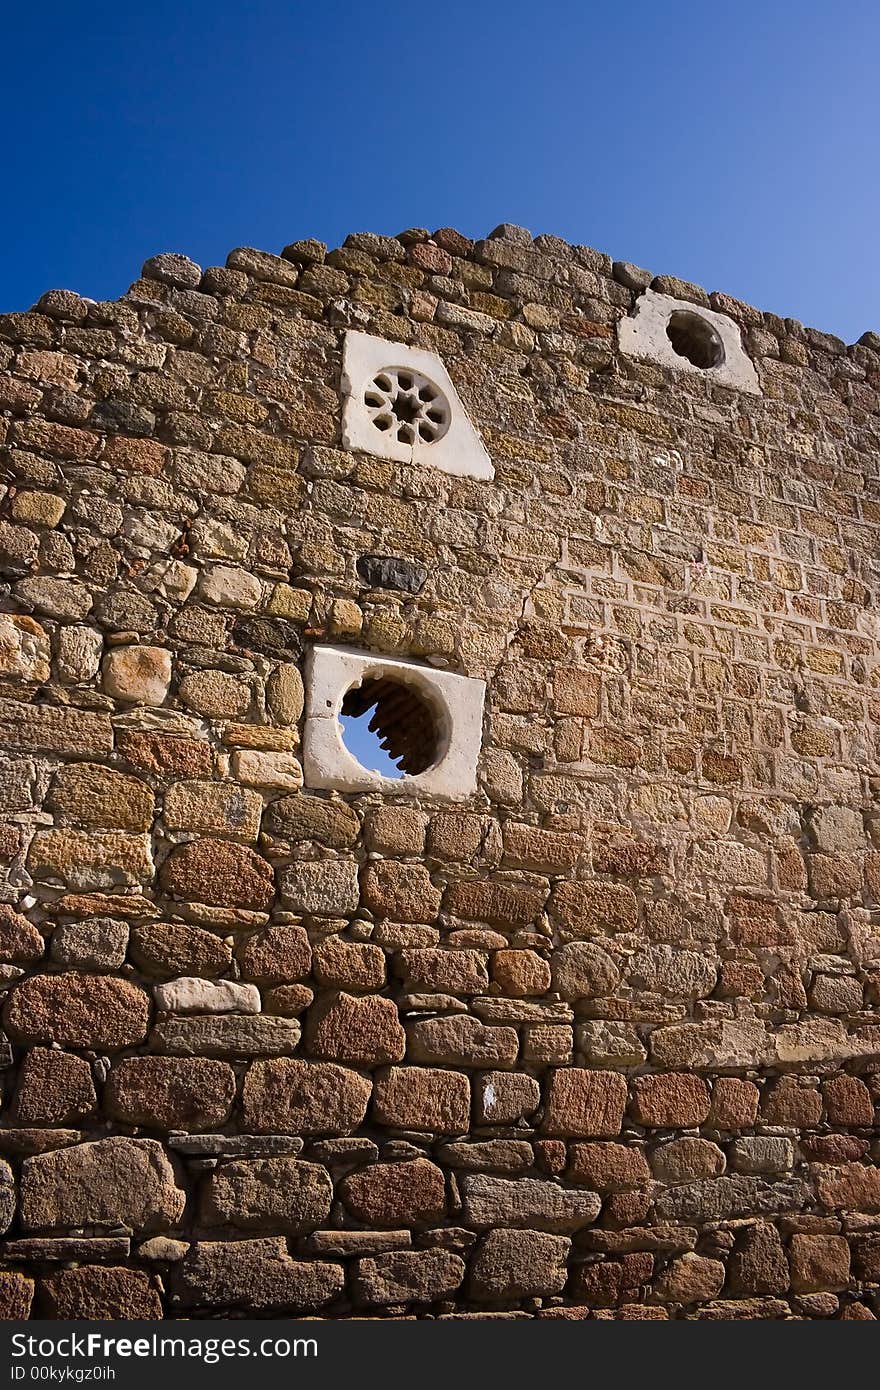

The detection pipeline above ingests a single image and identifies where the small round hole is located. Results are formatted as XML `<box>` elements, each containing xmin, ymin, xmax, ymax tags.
<box><xmin>665</xmin><ymin>310</ymin><xmax>724</xmax><ymax>369</ymax></box>
<box><xmin>340</xmin><ymin>676</ymin><xmax>440</xmax><ymax>777</ymax></box>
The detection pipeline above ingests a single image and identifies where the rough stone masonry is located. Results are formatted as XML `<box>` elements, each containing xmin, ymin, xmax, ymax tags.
<box><xmin>0</xmin><ymin>222</ymin><xmax>877</xmax><ymax>1320</ymax></box>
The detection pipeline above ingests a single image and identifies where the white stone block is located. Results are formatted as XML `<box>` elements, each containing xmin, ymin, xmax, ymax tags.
<box><xmin>154</xmin><ymin>977</ymin><xmax>261</xmax><ymax>1015</ymax></box>
<box><xmin>341</xmin><ymin>331</ymin><xmax>494</xmax><ymax>479</ymax></box>
<box><xmin>303</xmin><ymin>644</ymin><xmax>485</xmax><ymax>800</ymax></box>
<box><xmin>618</xmin><ymin>290</ymin><xmax>760</xmax><ymax>394</ymax></box>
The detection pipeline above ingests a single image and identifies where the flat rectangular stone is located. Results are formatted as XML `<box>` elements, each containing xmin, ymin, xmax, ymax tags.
<box><xmin>472</xmin><ymin>998</ymin><xmax>573</xmax><ymax>1024</ymax></box>
<box><xmin>307</xmin><ymin>1231</ymin><xmax>412</xmax><ymax>1256</ymax></box>
<box><xmin>154</xmin><ymin>977</ymin><xmax>261</xmax><ymax>1014</ymax></box>
<box><xmin>168</xmin><ymin>1134</ymin><xmax>304</xmax><ymax>1157</ymax></box>
<box><xmin>1</xmin><ymin>1237</ymin><xmax>131</xmax><ymax>1261</ymax></box>
<box><xmin>150</xmin><ymin>1014</ymin><xmax>300</xmax><ymax>1057</ymax></box>
<box><xmin>0</xmin><ymin>700</ymin><xmax>112</xmax><ymax>755</ymax></box>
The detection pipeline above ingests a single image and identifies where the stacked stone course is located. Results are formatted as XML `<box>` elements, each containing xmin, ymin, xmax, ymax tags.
<box><xmin>0</xmin><ymin>222</ymin><xmax>877</xmax><ymax>1317</ymax></box>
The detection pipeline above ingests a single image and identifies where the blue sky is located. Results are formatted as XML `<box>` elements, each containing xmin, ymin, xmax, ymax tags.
<box><xmin>3</xmin><ymin>1</ymin><xmax>880</xmax><ymax>342</ymax></box>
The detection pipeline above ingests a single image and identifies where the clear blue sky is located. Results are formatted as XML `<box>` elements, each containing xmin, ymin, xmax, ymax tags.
<box><xmin>3</xmin><ymin>1</ymin><xmax>879</xmax><ymax>342</ymax></box>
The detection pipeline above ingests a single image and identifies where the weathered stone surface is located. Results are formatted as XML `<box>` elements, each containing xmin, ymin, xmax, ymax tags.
<box><xmin>567</xmin><ymin>1142</ymin><xmax>650</xmax><ymax>1191</ymax></box>
<box><xmin>242</xmin><ymin>1058</ymin><xmax>371</xmax><ymax>1134</ymax></box>
<box><xmin>653</xmin><ymin>1253</ymin><xmax>725</xmax><ymax>1304</ymax></box>
<box><xmin>789</xmin><ymin>1234</ymin><xmax>851</xmax><ymax>1292</ymax></box>
<box><xmin>160</xmin><ymin>838</ymin><xmax>274</xmax><ymax>909</ymax></box>
<box><xmin>5</xmin><ymin>973</ymin><xmax>150</xmax><ymax>1049</ymax></box>
<box><xmin>341</xmin><ymin>1159</ymin><xmax>446</xmax><ymax>1226</ymax></box>
<box><xmin>164</xmin><ymin>780</ymin><xmax>263</xmax><ymax>840</ymax></box>
<box><xmin>362</xmin><ymin>862</ymin><xmax>442</xmax><ymax>922</ymax></box>
<box><xmin>173</xmin><ymin>1237</ymin><xmax>343</xmax><ymax>1311</ymax></box>
<box><xmin>263</xmin><ymin>794</ymin><xmax>360</xmax><ymax>848</ymax></box>
<box><xmin>27</xmin><ymin>829</ymin><xmax>153</xmax><ymax>889</ymax></box>
<box><xmin>130</xmin><ymin>922</ymin><xmax>232</xmax><ymax>978</ymax></box>
<box><xmin>462</xmin><ymin>1175</ymin><xmax>601</xmax><ymax>1232</ymax></box>
<box><xmin>654</xmin><ymin>1176</ymin><xmax>808</xmax><ymax>1222</ymax></box>
<box><xmin>21</xmin><ymin>1138</ymin><xmax>185</xmax><ymax>1234</ymax></box>
<box><xmin>13</xmin><ymin>1048</ymin><xmax>96</xmax><ymax>1124</ymax></box>
<box><xmin>816</xmin><ymin>1162</ymin><xmax>880</xmax><ymax>1212</ymax></box>
<box><xmin>630</xmin><ymin>1073</ymin><xmax>711</xmax><ymax>1127</ymax></box>
<box><xmin>373</xmin><ymin>1066</ymin><xmax>470</xmax><ymax>1132</ymax></box>
<box><xmin>0</xmin><ymin>701</ymin><xmax>112</xmax><ymax>756</ymax></box>
<box><xmin>727</xmin><ymin>1223</ymin><xmax>789</xmax><ymax>1296</ymax></box>
<box><xmin>0</xmin><ymin>1162</ymin><xmax>18</xmax><ymax>1235</ymax></box>
<box><xmin>105</xmin><ymin>1056</ymin><xmax>236</xmax><ymax>1130</ymax></box>
<box><xmin>50</xmin><ymin>916</ymin><xmax>129</xmax><ymax>969</ymax></box>
<box><xmin>0</xmin><ymin>905</ymin><xmax>44</xmax><ymax>963</ymax></box>
<box><xmin>306</xmin><ymin>991</ymin><xmax>405</xmax><ymax>1064</ymax></box>
<box><xmin>474</xmin><ymin>1070</ymin><xmax>540</xmax><ymax>1125</ymax></box>
<box><xmin>0</xmin><ymin>614</ymin><xmax>50</xmax><ymax>681</ymax></box>
<box><xmin>37</xmin><ymin>1267</ymin><xmax>162</xmax><ymax>1319</ymax></box>
<box><xmin>151</xmin><ymin>1014</ymin><xmax>300</xmax><ymax>1057</ymax></box>
<box><xmin>201</xmin><ymin>1158</ymin><xmax>332</xmax><ymax>1234</ymax></box>
<box><xmin>470</xmin><ymin>1229</ymin><xmax>570</xmax><ymax>1300</ymax></box>
<box><xmin>551</xmin><ymin>942</ymin><xmax>621</xmax><ymax>1000</ymax></box>
<box><xmin>49</xmin><ymin>762</ymin><xmax>153</xmax><ymax>831</ymax></box>
<box><xmin>103</xmin><ymin>645</ymin><xmax>172</xmax><ymax>705</ymax></box>
<box><xmin>655</xmin><ymin>1138</ymin><xmax>725</xmax><ymax>1189</ymax></box>
<box><xmin>0</xmin><ymin>1272</ymin><xmax>34</xmax><ymax>1319</ymax></box>
<box><xmin>543</xmin><ymin>1069</ymin><xmax>627</xmax><ymax>1137</ymax></box>
<box><xmin>398</xmin><ymin>948</ymin><xmax>488</xmax><ymax>994</ymax></box>
<box><xmin>238</xmin><ymin>925</ymin><xmax>311</xmax><ymax>982</ymax></box>
<box><xmin>279</xmin><ymin>859</ymin><xmax>359</xmax><ymax>915</ymax></box>
<box><xmin>352</xmin><ymin>1249</ymin><xmax>465</xmax><ymax>1305</ymax></box>
<box><xmin>444</xmin><ymin>879</ymin><xmax>546</xmax><ymax>928</ymax></box>
<box><xmin>730</xmin><ymin>1136</ymin><xmax>793</xmax><ymax>1175</ymax></box>
<box><xmin>154</xmin><ymin>976</ymin><xmax>260</xmax><ymax>1014</ymax></box>
<box><xmin>407</xmin><ymin>1014</ymin><xmax>518</xmax><ymax>1067</ymax></box>
<box><xmin>313</xmin><ymin>936</ymin><xmax>385</xmax><ymax>990</ymax></box>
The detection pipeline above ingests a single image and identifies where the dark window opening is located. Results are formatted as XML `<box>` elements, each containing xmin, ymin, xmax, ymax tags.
<box><xmin>666</xmin><ymin>310</ymin><xmax>724</xmax><ymax>369</ymax></box>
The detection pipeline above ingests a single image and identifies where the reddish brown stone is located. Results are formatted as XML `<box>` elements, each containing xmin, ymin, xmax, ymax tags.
<box><xmin>567</xmin><ymin>1142</ymin><xmax>651</xmax><ymax>1190</ymax></box>
<box><xmin>116</xmin><ymin>730</ymin><xmax>213</xmax><ymax>777</ymax></box>
<box><xmin>238</xmin><ymin>925</ymin><xmax>311</xmax><ymax>982</ymax></box>
<box><xmin>549</xmin><ymin>880</ymin><xmax>638</xmax><ymax>935</ymax></box>
<box><xmin>789</xmin><ymin>1234</ymin><xmax>851</xmax><ymax>1292</ymax></box>
<box><xmin>5</xmin><ymin>973</ymin><xmax>150</xmax><ymax>1050</ymax></box>
<box><xmin>761</xmin><ymin>1076</ymin><xmax>823</xmax><ymax>1127</ymax></box>
<box><xmin>105</xmin><ymin>1056</ymin><xmax>236</xmax><ymax>1130</ymax></box>
<box><xmin>0</xmin><ymin>903</ymin><xmax>44</xmax><ymax>963</ymax></box>
<box><xmin>13</xmin><ymin>1048</ymin><xmax>96</xmax><ymax>1124</ymax></box>
<box><xmin>242</xmin><ymin>1058</ymin><xmax>371</xmax><ymax>1135</ymax></box>
<box><xmin>340</xmin><ymin>1159</ymin><xmax>446</xmax><ymax>1226</ymax></box>
<box><xmin>801</xmin><ymin>1135</ymin><xmax>869</xmax><ymax>1163</ymax></box>
<box><xmin>492</xmin><ymin>949</ymin><xmax>551</xmax><ymax>997</ymax></box>
<box><xmin>361</xmin><ymin>861</ymin><xmax>441</xmax><ymax>922</ymax></box>
<box><xmin>823</xmin><ymin>1074</ymin><xmax>874</xmax><ymax>1126</ymax></box>
<box><xmin>444</xmin><ymin>878</ymin><xmax>547</xmax><ymax>928</ymax></box>
<box><xmin>570</xmin><ymin>1259</ymin><xmax>624</xmax><ymax>1307</ymax></box>
<box><xmin>543</xmin><ymin>1069</ymin><xmax>627</xmax><ymax>1138</ymax></box>
<box><xmin>263</xmin><ymin>983</ymin><xmax>314</xmax><ymax>1015</ymax></box>
<box><xmin>726</xmin><ymin>1223</ymin><xmax>789</xmax><ymax>1296</ymax></box>
<box><xmin>160</xmin><ymin>838</ymin><xmax>274</xmax><ymax>909</ymax></box>
<box><xmin>306</xmin><ymin>992</ymin><xmax>405</xmax><ymax>1065</ymax></box>
<box><xmin>553</xmin><ymin>668</ymin><xmax>599</xmax><ymax>716</ymax></box>
<box><xmin>37</xmin><ymin>1266</ymin><xmax>162</xmax><ymax>1319</ymax></box>
<box><xmin>817</xmin><ymin>1162</ymin><xmax>880</xmax><ymax>1212</ymax></box>
<box><xmin>129</xmin><ymin>921</ymin><xmax>232</xmax><ymax>978</ymax></box>
<box><xmin>0</xmin><ymin>1272</ymin><xmax>33</xmax><ymax>1319</ymax></box>
<box><xmin>630</xmin><ymin>1073</ymin><xmax>711</xmax><ymax>1127</ymax></box>
<box><xmin>851</xmin><ymin>1232</ymin><xmax>880</xmax><ymax>1281</ymax></box>
<box><xmin>313</xmin><ymin>937</ymin><xmax>386</xmax><ymax>990</ymax></box>
<box><xmin>373</xmin><ymin>1066</ymin><xmax>470</xmax><ymax>1133</ymax></box>
<box><xmin>708</xmin><ymin>1077</ymin><xmax>760</xmax><ymax>1129</ymax></box>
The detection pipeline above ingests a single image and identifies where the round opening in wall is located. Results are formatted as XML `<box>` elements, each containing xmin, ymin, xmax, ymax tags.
<box><xmin>340</xmin><ymin>676</ymin><xmax>441</xmax><ymax>777</ymax></box>
<box><xmin>665</xmin><ymin>310</ymin><xmax>724</xmax><ymax>370</ymax></box>
<box><xmin>363</xmin><ymin>368</ymin><xmax>451</xmax><ymax>447</ymax></box>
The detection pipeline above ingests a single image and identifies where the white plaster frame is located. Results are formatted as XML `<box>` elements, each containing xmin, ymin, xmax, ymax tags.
<box><xmin>617</xmin><ymin>290</ymin><xmax>760</xmax><ymax>394</ymax></box>
<box><xmin>341</xmin><ymin>330</ymin><xmax>495</xmax><ymax>479</ymax></box>
<box><xmin>303</xmin><ymin>645</ymin><xmax>486</xmax><ymax>799</ymax></box>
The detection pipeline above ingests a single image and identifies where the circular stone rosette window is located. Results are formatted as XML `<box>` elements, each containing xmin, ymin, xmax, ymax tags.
<box><xmin>363</xmin><ymin>368</ymin><xmax>451</xmax><ymax>447</ymax></box>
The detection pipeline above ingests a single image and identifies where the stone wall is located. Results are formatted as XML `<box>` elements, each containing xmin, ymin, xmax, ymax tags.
<box><xmin>0</xmin><ymin>223</ymin><xmax>878</xmax><ymax>1319</ymax></box>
